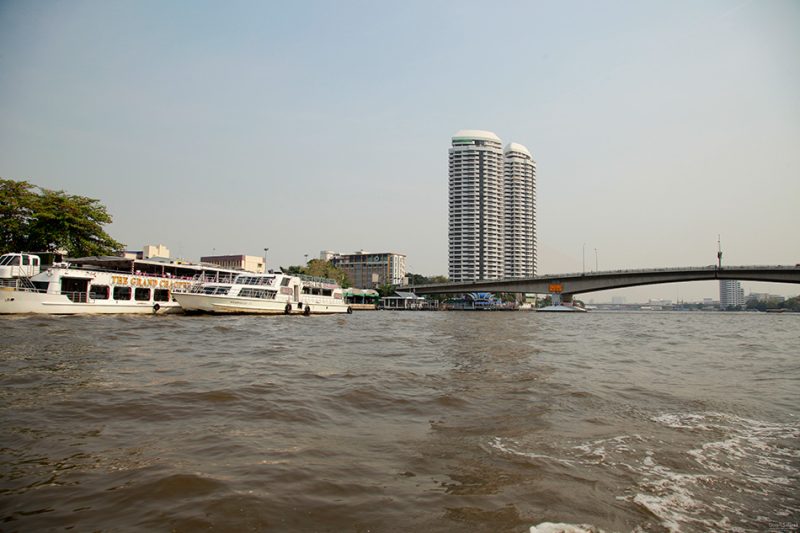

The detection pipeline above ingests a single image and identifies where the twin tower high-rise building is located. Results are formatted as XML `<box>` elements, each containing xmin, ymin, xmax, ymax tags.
<box><xmin>448</xmin><ymin>130</ymin><xmax>536</xmax><ymax>283</ymax></box>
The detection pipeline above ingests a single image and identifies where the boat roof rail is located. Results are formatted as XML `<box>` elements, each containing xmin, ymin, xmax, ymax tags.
<box><xmin>297</xmin><ymin>273</ymin><xmax>337</xmax><ymax>284</ymax></box>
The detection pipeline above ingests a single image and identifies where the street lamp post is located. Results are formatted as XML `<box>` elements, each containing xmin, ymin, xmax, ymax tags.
<box><xmin>263</xmin><ymin>248</ymin><xmax>269</xmax><ymax>273</ymax></box>
<box><xmin>582</xmin><ymin>243</ymin><xmax>586</xmax><ymax>274</ymax></box>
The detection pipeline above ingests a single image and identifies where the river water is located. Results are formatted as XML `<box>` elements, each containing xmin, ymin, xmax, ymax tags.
<box><xmin>1</xmin><ymin>311</ymin><xmax>798</xmax><ymax>532</ymax></box>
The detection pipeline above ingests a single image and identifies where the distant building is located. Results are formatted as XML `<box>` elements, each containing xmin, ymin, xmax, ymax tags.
<box><xmin>449</xmin><ymin>130</ymin><xmax>504</xmax><ymax>282</ymax></box>
<box><xmin>647</xmin><ymin>299</ymin><xmax>673</xmax><ymax>310</ymax></box>
<box><xmin>325</xmin><ymin>250</ymin><xmax>407</xmax><ymax>289</ymax></box>
<box><xmin>448</xmin><ymin>130</ymin><xmax>536</xmax><ymax>282</ymax></box>
<box><xmin>200</xmin><ymin>254</ymin><xmax>264</xmax><ymax>273</ymax></box>
<box><xmin>747</xmin><ymin>292</ymin><xmax>785</xmax><ymax>303</ymax></box>
<box><xmin>143</xmin><ymin>244</ymin><xmax>170</xmax><ymax>259</ymax></box>
<box><xmin>504</xmin><ymin>142</ymin><xmax>537</xmax><ymax>278</ymax></box>
<box><xmin>121</xmin><ymin>244</ymin><xmax>170</xmax><ymax>260</ymax></box>
<box><xmin>719</xmin><ymin>280</ymin><xmax>745</xmax><ymax>309</ymax></box>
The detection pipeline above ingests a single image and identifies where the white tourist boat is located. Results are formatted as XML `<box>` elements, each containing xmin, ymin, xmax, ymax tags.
<box><xmin>172</xmin><ymin>271</ymin><xmax>352</xmax><ymax>315</ymax></box>
<box><xmin>0</xmin><ymin>252</ymin><xmax>241</xmax><ymax>315</ymax></box>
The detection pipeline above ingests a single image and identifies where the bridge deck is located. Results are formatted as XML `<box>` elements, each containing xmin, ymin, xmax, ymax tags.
<box><xmin>404</xmin><ymin>266</ymin><xmax>800</xmax><ymax>295</ymax></box>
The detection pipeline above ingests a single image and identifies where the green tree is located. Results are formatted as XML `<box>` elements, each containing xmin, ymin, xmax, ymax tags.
<box><xmin>746</xmin><ymin>299</ymin><xmax>768</xmax><ymax>312</ymax></box>
<box><xmin>283</xmin><ymin>259</ymin><xmax>351</xmax><ymax>288</ymax></box>
<box><xmin>405</xmin><ymin>273</ymin><xmax>449</xmax><ymax>285</ymax></box>
<box><xmin>377</xmin><ymin>283</ymin><xmax>394</xmax><ymax>297</ymax></box>
<box><xmin>0</xmin><ymin>179</ymin><xmax>123</xmax><ymax>256</ymax></box>
<box><xmin>314</xmin><ymin>260</ymin><xmax>351</xmax><ymax>288</ymax></box>
<box><xmin>406</xmin><ymin>273</ymin><xmax>428</xmax><ymax>285</ymax></box>
<box><xmin>0</xmin><ymin>179</ymin><xmax>35</xmax><ymax>253</ymax></box>
<box><xmin>780</xmin><ymin>295</ymin><xmax>800</xmax><ymax>312</ymax></box>
<box><xmin>283</xmin><ymin>265</ymin><xmax>304</xmax><ymax>275</ymax></box>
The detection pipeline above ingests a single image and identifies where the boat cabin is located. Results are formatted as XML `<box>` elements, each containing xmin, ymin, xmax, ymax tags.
<box><xmin>0</xmin><ymin>253</ymin><xmax>41</xmax><ymax>279</ymax></box>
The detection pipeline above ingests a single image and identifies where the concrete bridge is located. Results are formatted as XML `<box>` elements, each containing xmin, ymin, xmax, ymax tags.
<box><xmin>403</xmin><ymin>265</ymin><xmax>800</xmax><ymax>302</ymax></box>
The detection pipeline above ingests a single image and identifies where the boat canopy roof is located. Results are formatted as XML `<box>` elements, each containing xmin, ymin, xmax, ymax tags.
<box><xmin>66</xmin><ymin>256</ymin><xmax>243</xmax><ymax>275</ymax></box>
<box><xmin>343</xmin><ymin>288</ymin><xmax>379</xmax><ymax>298</ymax></box>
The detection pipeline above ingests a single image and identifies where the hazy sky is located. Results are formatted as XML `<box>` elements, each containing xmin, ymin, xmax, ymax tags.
<box><xmin>1</xmin><ymin>0</ymin><xmax>798</xmax><ymax>301</ymax></box>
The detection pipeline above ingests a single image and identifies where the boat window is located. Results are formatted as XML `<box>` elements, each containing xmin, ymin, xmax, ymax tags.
<box><xmin>281</xmin><ymin>277</ymin><xmax>291</xmax><ymax>287</ymax></box>
<box><xmin>2</xmin><ymin>255</ymin><xmax>21</xmax><ymax>266</ymax></box>
<box><xmin>322</xmin><ymin>289</ymin><xmax>332</xmax><ymax>296</ymax></box>
<box><xmin>22</xmin><ymin>255</ymin><xmax>29</xmax><ymax>265</ymax></box>
<box><xmin>32</xmin><ymin>257</ymin><xmax>40</xmax><ymax>266</ymax></box>
<box><xmin>238</xmin><ymin>288</ymin><xmax>273</xmax><ymax>299</ymax></box>
<box><xmin>202</xmin><ymin>286</ymin><xmax>230</xmax><ymax>295</ymax></box>
<box><xmin>135</xmin><ymin>288</ymin><xmax>151</xmax><ymax>301</ymax></box>
<box><xmin>236</xmin><ymin>276</ymin><xmax>274</xmax><ymax>286</ymax></box>
<box><xmin>302</xmin><ymin>286</ymin><xmax>311</xmax><ymax>294</ymax></box>
<box><xmin>114</xmin><ymin>286</ymin><xmax>132</xmax><ymax>300</ymax></box>
<box><xmin>90</xmin><ymin>285</ymin><xmax>110</xmax><ymax>300</ymax></box>
<box><xmin>154</xmin><ymin>289</ymin><xmax>170</xmax><ymax>302</ymax></box>
<box><xmin>32</xmin><ymin>281</ymin><xmax>49</xmax><ymax>292</ymax></box>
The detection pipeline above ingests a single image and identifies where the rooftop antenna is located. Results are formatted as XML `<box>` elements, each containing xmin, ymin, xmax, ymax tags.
<box><xmin>717</xmin><ymin>235</ymin><xmax>722</xmax><ymax>269</ymax></box>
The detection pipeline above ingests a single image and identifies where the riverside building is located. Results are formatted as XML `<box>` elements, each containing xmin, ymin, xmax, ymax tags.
<box><xmin>719</xmin><ymin>279</ymin><xmax>745</xmax><ymax>309</ymax></box>
<box><xmin>448</xmin><ymin>130</ymin><xmax>536</xmax><ymax>282</ymax></box>
<box><xmin>200</xmin><ymin>254</ymin><xmax>266</xmax><ymax>273</ymax></box>
<box><xmin>322</xmin><ymin>250</ymin><xmax>407</xmax><ymax>289</ymax></box>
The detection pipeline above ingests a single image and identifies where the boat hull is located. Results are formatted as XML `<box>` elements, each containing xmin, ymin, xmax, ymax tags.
<box><xmin>536</xmin><ymin>305</ymin><xmax>587</xmax><ymax>313</ymax></box>
<box><xmin>0</xmin><ymin>287</ymin><xmax>178</xmax><ymax>314</ymax></box>
<box><xmin>172</xmin><ymin>292</ymin><xmax>350</xmax><ymax>315</ymax></box>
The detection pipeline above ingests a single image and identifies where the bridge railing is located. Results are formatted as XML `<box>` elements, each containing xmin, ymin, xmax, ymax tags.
<box><xmin>406</xmin><ymin>265</ymin><xmax>798</xmax><ymax>289</ymax></box>
<box><xmin>486</xmin><ymin>265</ymin><xmax>799</xmax><ymax>282</ymax></box>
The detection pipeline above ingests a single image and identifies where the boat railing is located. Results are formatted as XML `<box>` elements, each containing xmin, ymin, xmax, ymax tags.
<box><xmin>0</xmin><ymin>278</ymin><xmax>20</xmax><ymax>289</ymax></box>
<box><xmin>193</xmin><ymin>272</ymin><xmax>238</xmax><ymax>284</ymax></box>
<box><xmin>175</xmin><ymin>272</ymin><xmax>239</xmax><ymax>294</ymax></box>
<box><xmin>297</xmin><ymin>273</ymin><xmax>338</xmax><ymax>285</ymax></box>
<box><xmin>0</xmin><ymin>277</ymin><xmax>40</xmax><ymax>292</ymax></box>
<box><xmin>62</xmin><ymin>291</ymin><xmax>88</xmax><ymax>303</ymax></box>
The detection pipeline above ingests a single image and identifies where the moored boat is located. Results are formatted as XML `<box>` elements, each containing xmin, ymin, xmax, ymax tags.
<box><xmin>0</xmin><ymin>253</ymin><xmax>242</xmax><ymax>315</ymax></box>
<box><xmin>536</xmin><ymin>304</ymin><xmax>588</xmax><ymax>313</ymax></box>
<box><xmin>172</xmin><ymin>271</ymin><xmax>351</xmax><ymax>315</ymax></box>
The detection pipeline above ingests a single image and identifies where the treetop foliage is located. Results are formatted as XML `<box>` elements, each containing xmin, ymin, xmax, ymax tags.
<box><xmin>282</xmin><ymin>259</ymin><xmax>351</xmax><ymax>288</ymax></box>
<box><xmin>0</xmin><ymin>179</ymin><xmax>123</xmax><ymax>257</ymax></box>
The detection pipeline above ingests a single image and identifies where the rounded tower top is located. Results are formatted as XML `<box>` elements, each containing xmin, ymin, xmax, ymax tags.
<box><xmin>504</xmin><ymin>142</ymin><xmax>531</xmax><ymax>157</ymax></box>
<box><xmin>452</xmin><ymin>130</ymin><xmax>501</xmax><ymax>143</ymax></box>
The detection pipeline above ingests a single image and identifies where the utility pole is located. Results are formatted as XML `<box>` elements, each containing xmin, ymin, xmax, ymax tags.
<box><xmin>582</xmin><ymin>243</ymin><xmax>586</xmax><ymax>274</ymax></box>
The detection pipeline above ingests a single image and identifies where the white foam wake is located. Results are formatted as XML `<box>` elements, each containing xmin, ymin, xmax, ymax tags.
<box><xmin>529</xmin><ymin>523</ymin><xmax>604</xmax><ymax>533</ymax></box>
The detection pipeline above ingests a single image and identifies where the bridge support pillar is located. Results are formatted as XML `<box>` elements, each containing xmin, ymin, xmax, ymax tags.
<box><xmin>550</xmin><ymin>293</ymin><xmax>574</xmax><ymax>306</ymax></box>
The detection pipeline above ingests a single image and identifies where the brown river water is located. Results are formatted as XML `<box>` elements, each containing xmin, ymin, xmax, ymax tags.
<box><xmin>1</xmin><ymin>311</ymin><xmax>798</xmax><ymax>532</ymax></box>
